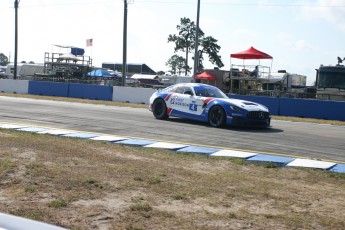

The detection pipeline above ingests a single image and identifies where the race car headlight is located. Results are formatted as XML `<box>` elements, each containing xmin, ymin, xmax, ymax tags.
<box><xmin>230</xmin><ymin>105</ymin><xmax>244</xmax><ymax>114</ymax></box>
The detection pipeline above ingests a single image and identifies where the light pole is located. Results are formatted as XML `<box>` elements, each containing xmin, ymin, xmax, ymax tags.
<box><xmin>14</xmin><ymin>0</ymin><xmax>20</xmax><ymax>80</ymax></box>
<box><xmin>193</xmin><ymin>0</ymin><xmax>201</xmax><ymax>80</ymax></box>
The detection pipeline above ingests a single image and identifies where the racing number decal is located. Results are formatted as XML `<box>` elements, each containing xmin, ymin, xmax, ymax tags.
<box><xmin>189</xmin><ymin>101</ymin><xmax>197</xmax><ymax>111</ymax></box>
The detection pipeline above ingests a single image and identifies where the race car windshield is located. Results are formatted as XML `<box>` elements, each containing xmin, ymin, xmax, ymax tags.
<box><xmin>194</xmin><ymin>86</ymin><xmax>228</xmax><ymax>98</ymax></box>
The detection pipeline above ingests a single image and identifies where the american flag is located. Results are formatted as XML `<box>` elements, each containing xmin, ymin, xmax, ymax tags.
<box><xmin>86</xmin><ymin>39</ymin><xmax>93</xmax><ymax>47</ymax></box>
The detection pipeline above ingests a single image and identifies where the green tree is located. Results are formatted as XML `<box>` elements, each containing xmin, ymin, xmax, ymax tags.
<box><xmin>156</xmin><ymin>70</ymin><xmax>165</xmax><ymax>75</ymax></box>
<box><xmin>168</xmin><ymin>17</ymin><xmax>223</xmax><ymax>75</ymax></box>
<box><xmin>168</xmin><ymin>17</ymin><xmax>203</xmax><ymax>76</ymax></box>
<box><xmin>0</xmin><ymin>53</ymin><xmax>9</xmax><ymax>66</ymax></box>
<box><xmin>166</xmin><ymin>54</ymin><xmax>190</xmax><ymax>75</ymax></box>
<box><xmin>199</xmin><ymin>36</ymin><xmax>224</xmax><ymax>70</ymax></box>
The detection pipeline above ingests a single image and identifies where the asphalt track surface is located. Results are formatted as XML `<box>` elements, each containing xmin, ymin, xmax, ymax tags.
<box><xmin>1</xmin><ymin>96</ymin><xmax>344</xmax><ymax>163</ymax></box>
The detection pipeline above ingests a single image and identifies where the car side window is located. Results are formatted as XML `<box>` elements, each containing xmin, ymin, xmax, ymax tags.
<box><xmin>183</xmin><ymin>87</ymin><xmax>193</xmax><ymax>95</ymax></box>
<box><xmin>163</xmin><ymin>86</ymin><xmax>173</xmax><ymax>92</ymax></box>
<box><xmin>166</xmin><ymin>85</ymin><xmax>194</xmax><ymax>95</ymax></box>
<box><xmin>175</xmin><ymin>86</ymin><xmax>184</xmax><ymax>94</ymax></box>
<box><xmin>195</xmin><ymin>90</ymin><xmax>205</xmax><ymax>96</ymax></box>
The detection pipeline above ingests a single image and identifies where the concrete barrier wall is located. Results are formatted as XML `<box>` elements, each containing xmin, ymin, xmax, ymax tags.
<box><xmin>69</xmin><ymin>83</ymin><xmax>113</xmax><ymax>101</ymax></box>
<box><xmin>1</xmin><ymin>80</ymin><xmax>344</xmax><ymax>121</ymax></box>
<box><xmin>28</xmin><ymin>82</ymin><xmax>113</xmax><ymax>100</ymax></box>
<box><xmin>28</xmin><ymin>81</ymin><xmax>69</xmax><ymax>97</ymax></box>
<box><xmin>0</xmin><ymin>79</ymin><xmax>29</xmax><ymax>94</ymax></box>
<box><xmin>279</xmin><ymin>98</ymin><xmax>345</xmax><ymax>121</ymax></box>
<box><xmin>229</xmin><ymin>94</ymin><xmax>345</xmax><ymax>121</ymax></box>
<box><xmin>113</xmin><ymin>86</ymin><xmax>156</xmax><ymax>104</ymax></box>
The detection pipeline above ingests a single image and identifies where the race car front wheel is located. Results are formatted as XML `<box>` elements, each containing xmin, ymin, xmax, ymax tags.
<box><xmin>208</xmin><ymin>105</ymin><xmax>226</xmax><ymax>127</ymax></box>
<box><xmin>152</xmin><ymin>98</ymin><xmax>168</xmax><ymax>120</ymax></box>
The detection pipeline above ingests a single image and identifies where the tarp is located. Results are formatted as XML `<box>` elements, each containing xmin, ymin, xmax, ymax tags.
<box><xmin>86</xmin><ymin>69</ymin><xmax>113</xmax><ymax>77</ymax></box>
<box><xmin>194</xmin><ymin>72</ymin><xmax>216</xmax><ymax>80</ymax></box>
<box><xmin>53</xmin><ymin>44</ymin><xmax>76</xmax><ymax>48</ymax></box>
<box><xmin>230</xmin><ymin>46</ymin><xmax>272</xmax><ymax>60</ymax></box>
<box><xmin>131</xmin><ymin>74</ymin><xmax>159</xmax><ymax>80</ymax></box>
<box><xmin>58</xmin><ymin>53</ymin><xmax>80</xmax><ymax>61</ymax></box>
<box><xmin>71</xmin><ymin>48</ymin><xmax>85</xmax><ymax>56</ymax></box>
<box><xmin>53</xmin><ymin>44</ymin><xmax>85</xmax><ymax>56</ymax></box>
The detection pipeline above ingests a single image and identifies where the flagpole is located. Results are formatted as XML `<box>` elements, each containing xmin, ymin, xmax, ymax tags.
<box><xmin>91</xmin><ymin>45</ymin><xmax>93</xmax><ymax>66</ymax></box>
<box><xmin>86</xmin><ymin>39</ymin><xmax>93</xmax><ymax>67</ymax></box>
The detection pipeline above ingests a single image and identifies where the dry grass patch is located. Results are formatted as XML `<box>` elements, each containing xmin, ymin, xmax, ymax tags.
<box><xmin>0</xmin><ymin>129</ymin><xmax>345</xmax><ymax>229</ymax></box>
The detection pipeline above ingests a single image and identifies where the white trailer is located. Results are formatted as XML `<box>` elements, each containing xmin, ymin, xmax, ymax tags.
<box><xmin>5</xmin><ymin>63</ymin><xmax>44</xmax><ymax>80</ymax></box>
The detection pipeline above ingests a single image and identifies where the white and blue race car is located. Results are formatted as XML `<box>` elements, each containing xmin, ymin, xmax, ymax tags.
<box><xmin>149</xmin><ymin>83</ymin><xmax>271</xmax><ymax>128</ymax></box>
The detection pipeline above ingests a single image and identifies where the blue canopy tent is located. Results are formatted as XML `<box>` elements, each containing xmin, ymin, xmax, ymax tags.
<box><xmin>86</xmin><ymin>69</ymin><xmax>113</xmax><ymax>77</ymax></box>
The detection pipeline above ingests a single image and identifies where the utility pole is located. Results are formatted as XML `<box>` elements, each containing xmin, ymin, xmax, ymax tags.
<box><xmin>193</xmin><ymin>0</ymin><xmax>201</xmax><ymax>80</ymax></box>
<box><xmin>14</xmin><ymin>0</ymin><xmax>20</xmax><ymax>80</ymax></box>
<box><xmin>122</xmin><ymin>0</ymin><xmax>128</xmax><ymax>86</ymax></box>
<box><xmin>122</xmin><ymin>0</ymin><xmax>134</xmax><ymax>86</ymax></box>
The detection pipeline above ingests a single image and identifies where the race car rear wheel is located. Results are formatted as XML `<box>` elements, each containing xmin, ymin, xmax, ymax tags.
<box><xmin>208</xmin><ymin>105</ymin><xmax>226</xmax><ymax>127</ymax></box>
<box><xmin>152</xmin><ymin>98</ymin><xmax>168</xmax><ymax>120</ymax></box>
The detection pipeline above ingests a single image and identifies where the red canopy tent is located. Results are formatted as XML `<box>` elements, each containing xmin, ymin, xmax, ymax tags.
<box><xmin>230</xmin><ymin>46</ymin><xmax>273</xmax><ymax>77</ymax></box>
<box><xmin>230</xmin><ymin>46</ymin><xmax>272</xmax><ymax>60</ymax></box>
<box><xmin>194</xmin><ymin>71</ymin><xmax>216</xmax><ymax>80</ymax></box>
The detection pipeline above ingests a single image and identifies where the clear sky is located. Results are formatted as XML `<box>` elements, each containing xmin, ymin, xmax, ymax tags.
<box><xmin>1</xmin><ymin>0</ymin><xmax>344</xmax><ymax>85</ymax></box>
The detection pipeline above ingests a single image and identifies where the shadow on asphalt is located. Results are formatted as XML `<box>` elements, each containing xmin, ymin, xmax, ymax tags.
<box><xmin>228</xmin><ymin>126</ymin><xmax>283</xmax><ymax>133</ymax></box>
<box><xmin>166</xmin><ymin>117</ymin><xmax>284</xmax><ymax>133</ymax></box>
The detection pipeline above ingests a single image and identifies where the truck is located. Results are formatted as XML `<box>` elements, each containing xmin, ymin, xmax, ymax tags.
<box><xmin>315</xmin><ymin>58</ymin><xmax>345</xmax><ymax>101</ymax></box>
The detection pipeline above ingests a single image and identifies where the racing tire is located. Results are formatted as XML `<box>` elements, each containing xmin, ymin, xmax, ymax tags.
<box><xmin>152</xmin><ymin>98</ymin><xmax>169</xmax><ymax>120</ymax></box>
<box><xmin>208</xmin><ymin>105</ymin><xmax>226</xmax><ymax>128</ymax></box>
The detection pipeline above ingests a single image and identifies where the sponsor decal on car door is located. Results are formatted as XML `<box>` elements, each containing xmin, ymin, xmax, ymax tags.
<box><xmin>173</xmin><ymin>94</ymin><xmax>206</xmax><ymax>116</ymax></box>
<box><xmin>170</xmin><ymin>94</ymin><xmax>191</xmax><ymax>114</ymax></box>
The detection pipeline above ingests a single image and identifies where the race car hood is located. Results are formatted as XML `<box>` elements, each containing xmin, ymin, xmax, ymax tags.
<box><xmin>218</xmin><ymin>98</ymin><xmax>269</xmax><ymax>112</ymax></box>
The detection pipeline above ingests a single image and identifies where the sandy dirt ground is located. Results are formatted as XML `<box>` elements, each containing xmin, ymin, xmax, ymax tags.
<box><xmin>1</xmin><ymin>129</ymin><xmax>345</xmax><ymax>230</ymax></box>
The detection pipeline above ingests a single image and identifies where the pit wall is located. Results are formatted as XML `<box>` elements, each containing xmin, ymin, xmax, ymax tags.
<box><xmin>1</xmin><ymin>79</ymin><xmax>344</xmax><ymax>121</ymax></box>
<box><xmin>228</xmin><ymin>94</ymin><xmax>345</xmax><ymax>121</ymax></box>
